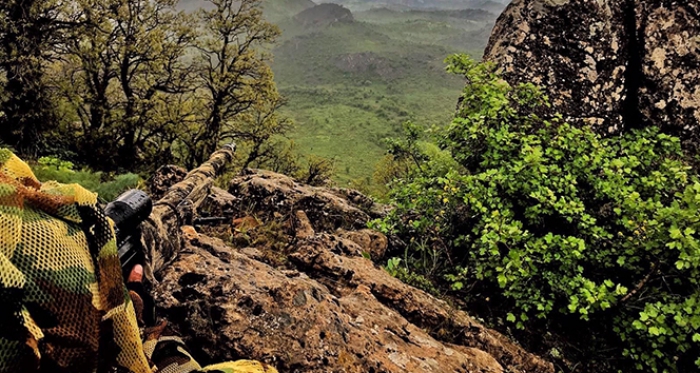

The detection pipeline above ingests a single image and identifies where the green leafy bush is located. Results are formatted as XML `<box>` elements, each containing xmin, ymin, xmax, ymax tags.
<box><xmin>32</xmin><ymin>156</ymin><xmax>141</xmax><ymax>201</ymax></box>
<box><xmin>384</xmin><ymin>257</ymin><xmax>439</xmax><ymax>295</ymax></box>
<box><xmin>375</xmin><ymin>54</ymin><xmax>700</xmax><ymax>372</ymax></box>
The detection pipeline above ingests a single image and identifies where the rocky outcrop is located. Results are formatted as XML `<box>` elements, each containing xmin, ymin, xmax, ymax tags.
<box><xmin>484</xmin><ymin>0</ymin><xmax>700</xmax><ymax>145</ymax></box>
<box><xmin>638</xmin><ymin>2</ymin><xmax>700</xmax><ymax>141</ymax></box>
<box><xmin>150</xmin><ymin>167</ymin><xmax>554</xmax><ymax>373</ymax></box>
<box><xmin>228</xmin><ymin>169</ymin><xmax>385</xmax><ymax>232</ymax></box>
<box><xmin>484</xmin><ymin>0</ymin><xmax>628</xmax><ymax>131</ymax></box>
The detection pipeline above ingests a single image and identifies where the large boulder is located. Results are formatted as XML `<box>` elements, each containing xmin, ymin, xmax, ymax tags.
<box><xmin>484</xmin><ymin>0</ymin><xmax>628</xmax><ymax>131</ymax></box>
<box><xmin>155</xmin><ymin>230</ymin><xmax>553</xmax><ymax>373</ymax></box>
<box><xmin>228</xmin><ymin>169</ymin><xmax>384</xmax><ymax>232</ymax></box>
<box><xmin>151</xmin><ymin>169</ymin><xmax>554</xmax><ymax>373</ymax></box>
<box><xmin>638</xmin><ymin>1</ymin><xmax>700</xmax><ymax>146</ymax></box>
<box><xmin>484</xmin><ymin>0</ymin><xmax>700</xmax><ymax>144</ymax></box>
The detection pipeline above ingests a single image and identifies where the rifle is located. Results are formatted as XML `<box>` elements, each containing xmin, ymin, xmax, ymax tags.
<box><xmin>141</xmin><ymin>144</ymin><xmax>236</xmax><ymax>276</ymax></box>
<box><xmin>104</xmin><ymin>189</ymin><xmax>156</xmax><ymax>324</ymax></box>
<box><xmin>106</xmin><ymin>144</ymin><xmax>236</xmax><ymax>277</ymax></box>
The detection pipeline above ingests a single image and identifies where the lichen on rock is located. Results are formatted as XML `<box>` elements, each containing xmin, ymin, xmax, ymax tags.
<box><xmin>484</xmin><ymin>0</ymin><xmax>700</xmax><ymax>145</ymax></box>
<box><xmin>148</xmin><ymin>166</ymin><xmax>554</xmax><ymax>373</ymax></box>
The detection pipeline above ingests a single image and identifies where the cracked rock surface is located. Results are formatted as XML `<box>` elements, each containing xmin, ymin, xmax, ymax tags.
<box><xmin>485</xmin><ymin>0</ymin><xmax>700</xmax><ymax>146</ymax></box>
<box><xmin>152</xmin><ymin>169</ymin><xmax>553</xmax><ymax>373</ymax></box>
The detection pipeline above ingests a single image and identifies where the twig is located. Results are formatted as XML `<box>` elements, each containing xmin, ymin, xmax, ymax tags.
<box><xmin>620</xmin><ymin>261</ymin><xmax>659</xmax><ymax>303</ymax></box>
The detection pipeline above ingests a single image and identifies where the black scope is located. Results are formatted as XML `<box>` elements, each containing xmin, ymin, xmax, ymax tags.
<box><xmin>105</xmin><ymin>189</ymin><xmax>153</xmax><ymax>274</ymax></box>
<box><xmin>105</xmin><ymin>189</ymin><xmax>156</xmax><ymax>325</ymax></box>
<box><xmin>105</xmin><ymin>189</ymin><xmax>153</xmax><ymax>236</ymax></box>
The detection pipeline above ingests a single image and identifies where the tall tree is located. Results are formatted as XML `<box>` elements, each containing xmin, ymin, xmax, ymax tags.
<box><xmin>0</xmin><ymin>0</ymin><xmax>79</xmax><ymax>155</ymax></box>
<box><xmin>186</xmin><ymin>0</ymin><xmax>280</xmax><ymax>166</ymax></box>
<box><xmin>235</xmin><ymin>94</ymin><xmax>292</xmax><ymax>170</ymax></box>
<box><xmin>57</xmin><ymin>0</ymin><xmax>195</xmax><ymax>171</ymax></box>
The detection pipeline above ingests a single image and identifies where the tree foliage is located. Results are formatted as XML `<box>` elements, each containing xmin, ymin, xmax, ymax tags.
<box><xmin>56</xmin><ymin>0</ymin><xmax>195</xmax><ymax>170</ymax></box>
<box><xmin>375</xmin><ymin>54</ymin><xmax>700</xmax><ymax>373</ymax></box>
<box><xmin>186</xmin><ymin>0</ymin><xmax>280</xmax><ymax>167</ymax></box>
<box><xmin>0</xmin><ymin>0</ymin><xmax>293</xmax><ymax>174</ymax></box>
<box><xmin>0</xmin><ymin>0</ymin><xmax>81</xmax><ymax>155</ymax></box>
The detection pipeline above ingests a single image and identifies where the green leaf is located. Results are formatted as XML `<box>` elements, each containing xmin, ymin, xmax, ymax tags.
<box><xmin>670</xmin><ymin>227</ymin><xmax>683</xmax><ymax>239</ymax></box>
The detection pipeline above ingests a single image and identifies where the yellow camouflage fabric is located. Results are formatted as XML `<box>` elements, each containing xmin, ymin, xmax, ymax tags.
<box><xmin>0</xmin><ymin>150</ymin><xmax>277</xmax><ymax>373</ymax></box>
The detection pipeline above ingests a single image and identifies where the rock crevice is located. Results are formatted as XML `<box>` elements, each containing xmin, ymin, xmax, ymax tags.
<box><xmin>621</xmin><ymin>0</ymin><xmax>643</xmax><ymax>130</ymax></box>
<box><xmin>485</xmin><ymin>0</ymin><xmax>700</xmax><ymax>144</ymax></box>
<box><xmin>148</xmin><ymin>167</ymin><xmax>554</xmax><ymax>373</ymax></box>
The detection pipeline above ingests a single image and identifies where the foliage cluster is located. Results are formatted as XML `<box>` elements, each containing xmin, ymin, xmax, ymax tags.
<box><xmin>374</xmin><ymin>54</ymin><xmax>700</xmax><ymax>372</ymax></box>
<box><xmin>32</xmin><ymin>156</ymin><xmax>140</xmax><ymax>201</ymax></box>
<box><xmin>0</xmin><ymin>0</ymin><xmax>294</xmax><ymax>174</ymax></box>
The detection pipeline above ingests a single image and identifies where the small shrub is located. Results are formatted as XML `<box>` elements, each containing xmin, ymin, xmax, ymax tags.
<box><xmin>297</xmin><ymin>155</ymin><xmax>335</xmax><ymax>186</ymax></box>
<box><xmin>384</xmin><ymin>257</ymin><xmax>439</xmax><ymax>295</ymax></box>
<box><xmin>375</xmin><ymin>54</ymin><xmax>700</xmax><ymax>373</ymax></box>
<box><xmin>32</xmin><ymin>156</ymin><xmax>141</xmax><ymax>201</ymax></box>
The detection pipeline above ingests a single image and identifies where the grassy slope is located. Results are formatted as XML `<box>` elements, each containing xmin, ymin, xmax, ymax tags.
<box><xmin>271</xmin><ymin>7</ymin><xmax>494</xmax><ymax>185</ymax></box>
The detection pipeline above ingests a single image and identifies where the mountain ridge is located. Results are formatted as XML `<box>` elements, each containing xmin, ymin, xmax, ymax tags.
<box><xmin>319</xmin><ymin>0</ymin><xmax>508</xmax><ymax>13</ymax></box>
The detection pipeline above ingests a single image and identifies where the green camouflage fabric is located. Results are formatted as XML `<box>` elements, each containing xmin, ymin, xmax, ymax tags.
<box><xmin>0</xmin><ymin>149</ymin><xmax>153</xmax><ymax>373</ymax></box>
<box><xmin>0</xmin><ymin>149</ymin><xmax>277</xmax><ymax>373</ymax></box>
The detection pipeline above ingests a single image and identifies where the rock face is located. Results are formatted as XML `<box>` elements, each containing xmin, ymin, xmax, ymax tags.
<box><xmin>152</xmin><ymin>169</ymin><xmax>554</xmax><ymax>373</ymax></box>
<box><xmin>484</xmin><ymin>0</ymin><xmax>700</xmax><ymax>145</ymax></box>
<box><xmin>638</xmin><ymin>2</ymin><xmax>700</xmax><ymax>141</ymax></box>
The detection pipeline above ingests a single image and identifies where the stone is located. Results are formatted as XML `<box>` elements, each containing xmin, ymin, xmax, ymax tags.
<box><xmin>484</xmin><ymin>0</ymin><xmax>700</xmax><ymax>145</ymax></box>
<box><xmin>228</xmin><ymin>169</ymin><xmax>385</xmax><ymax>232</ymax></box>
<box><xmin>484</xmin><ymin>0</ymin><xmax>628</xmax><ymax>131</ymax></box>
<box><xmin>294</xmin><ymin>210</ymin><xmax>315</xmax><ymax>239</ymax></box>
<box><xmin>638</xmin><ymin>2</ymin><xmax>700</xmax><ymax>150</ymax></box>
<box><xmin>154</xmin><ymin>233</ymin><xmax>553</xmax><ymax>373</ymax></box>
<box><xmin>149</xmin><ymin>165</ymin><xmax>553</xmax><ymax>373</ymax></box>
<box><xmin>337</xmin><ymin>229</ymin><xmax>388</xmax><ymax>261</ymax></box>
<box><xmin>196</xmin><ymin>186</ymin><xmax>237</xmax><ymax>217</ymax></box>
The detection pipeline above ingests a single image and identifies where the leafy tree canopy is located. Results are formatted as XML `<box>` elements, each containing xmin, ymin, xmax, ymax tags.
<box><xmin>0</xmin><ymin>0</ymin><xmax>296</xmax><ymax>174</ymax></box>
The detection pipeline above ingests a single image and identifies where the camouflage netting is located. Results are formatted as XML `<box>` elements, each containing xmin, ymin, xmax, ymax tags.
<box><xmin>0</xmin><ymin>149</ymin><xmax>276</xmax><ymax>373</ymax></box>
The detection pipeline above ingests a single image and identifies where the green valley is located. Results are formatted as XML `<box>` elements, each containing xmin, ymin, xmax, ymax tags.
<box><xmin>264</xmin><ymin>0</ymin><xmax>499</xmax><ymax>185</ymax></box>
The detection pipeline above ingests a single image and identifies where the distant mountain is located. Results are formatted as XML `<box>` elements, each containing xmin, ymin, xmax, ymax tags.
<box><xmin>294</xmin><ymin>3</ymin><xmax>354</xmax><ymax>28</ymax></box>
<box><xmin>264</xmin><ymin>0</ymin><xmax>317</xmax><ymax>22</ymax></box>
<box><xmin>318</xmin><ymin>0</ymin><xmax>508</xmax><ymax>13</ymax></box>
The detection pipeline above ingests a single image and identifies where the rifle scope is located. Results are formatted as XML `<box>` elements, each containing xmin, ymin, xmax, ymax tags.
<box><xmin>104</xmin><ymin>189</ymin><xmax>153</xmax><ymax>270</ymax></box>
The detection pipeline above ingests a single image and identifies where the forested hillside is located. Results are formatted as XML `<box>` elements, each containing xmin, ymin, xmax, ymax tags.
<box><xmin>268</xmin><ymin>0</ymin><xmax>499</xmax><ymax>186</ymax></box>
<box><xmin>163</xmin><ymin>0</ymin><xmax>500</xmax><ymax>187</ymax></box>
